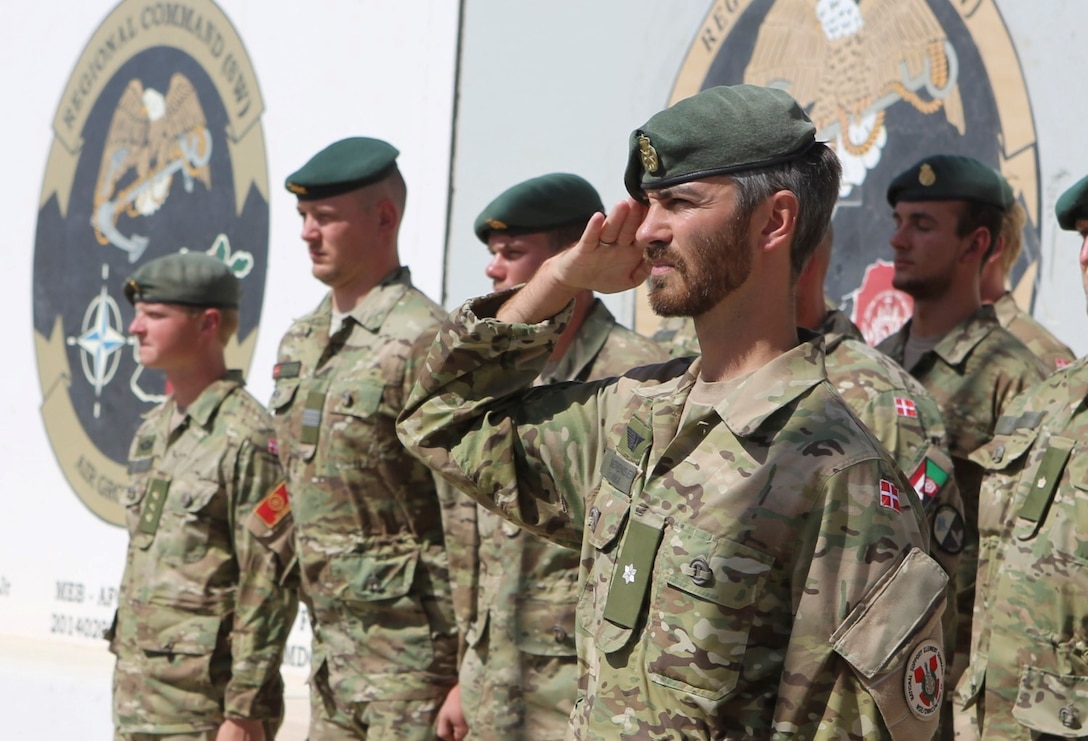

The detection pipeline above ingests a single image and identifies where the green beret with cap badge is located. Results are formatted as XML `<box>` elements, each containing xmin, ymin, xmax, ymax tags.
<box><xmin>285</xmin><ymin>137</ymin><xmax>399</xmax><ymax>201</ymax></box>
<box><xmin>624</xmin><ymin>84</ymin><xmax>817</xmax><ymax>201</ymax></box>
<box><xmin>887</xmin><ymin>154</ymin><xmax>1008</xmax><ymax>209</ymax></box>
<box><xmin>1055</xmin><ymin>174</ymin><xmax>1088</xmax><ymax>230</ymax></box>
<box><xmin>474</xmin><ymin>172</ymin><xmax>604</xmax><ymax>242</ymax></box>
<box><xmin>124</xmin><ymin>252</ymin><xmax>239</xmax><ymax>308</ymax></box>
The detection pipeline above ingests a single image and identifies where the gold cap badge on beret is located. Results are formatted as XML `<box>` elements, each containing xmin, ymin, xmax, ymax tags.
<box><xmin>918</xmin><ymin>163</ymin><xmax>936</xmax><ymax>187</ymax></box>
<box><xmin>286</xmin><ymin>182</ymin><xmax>307</xmax><ymax>195</ymax></box>
<box><xmin>638</xmin><ymin>134</ymin><xmax>659</xmax><ymax>174</ymax></box>
<box><xmin>486</xmin><ymin>218</ymin><xmax>507</xmax><ymax>230</ymax></box>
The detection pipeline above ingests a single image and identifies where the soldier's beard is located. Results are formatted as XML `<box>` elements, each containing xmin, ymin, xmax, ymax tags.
<box><xmin>892</xmin><ymin>268</ymin><xmax>954</xmax><ymax>302</ymax></box>
<box><xmin>648</xmin><ymin>220</ymin><xmax>753</xmax><ymax>317</ymax></box>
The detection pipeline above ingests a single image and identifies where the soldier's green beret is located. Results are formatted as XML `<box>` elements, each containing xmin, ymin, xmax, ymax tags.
<box><xmin>285</xmin><ymin>137</ymin><xmax>399</xmax><ymax>201</ymax></box>
<box><xmin>887</xmin><ymin>154</ymin><xmax>1007</xmax><ymax>209</ymax></box>
<box><xmin>624</xmin><ymin>84</ymin><xmax>816</xmax><ymax>201</ymax></box>
<box><xmin>1056</xmin><ymin>174</ymin><xmax>1088</xmax><ymax>230</ymax></box>
<box><xmin>474</xmin><ymin>173</ymin><xmax>604</xmax><ymax>242</ymax></box>
<box><xmin>124</xmin><ymin>252</ymin><xmax>239</xmax><ymax>308</ymax></box>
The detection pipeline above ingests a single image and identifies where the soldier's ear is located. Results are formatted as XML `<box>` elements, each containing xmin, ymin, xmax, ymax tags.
<box><xmin>199</xmin><ymin>308</ymin><xmax>222</xmax><ymax>337</ymax></box>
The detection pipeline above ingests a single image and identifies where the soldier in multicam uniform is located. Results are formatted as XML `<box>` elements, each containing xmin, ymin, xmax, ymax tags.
<box><xmin>954</xmin><ymin>175</ymin><xmax>1088</xmax><ymax>738</ymax></box>
<box><xmin>876</xmin><ymin>155</ymin><xmax>1049</xmax><ymax>724</ymax></box>
<box><xmin>433</xmin><ymin>173</ymin><xmax>668</xmax><ymax>741</ymax></box>
<box><xmin>980</xmin><ymin>177</ymin><xmax>1075</xmax><ymax>371</ymax></box>
<box><xmin>399</xmin><ymin>85</ymin><xmax>948</xmax><ymax>738</ymax></box>
<box><xmin>109</xmin><ymin>253</ymin><xmax>297</xmax><ymax>741</ymax></box>
<box><xmin>796</xmin><ymin>227</ymin><xmax>966</xmax><ymax>646</ymax></box>
<box><xmin>270</xmin><ymin>138</ymin><xmax>457</xmax><ymax>739</ymax></box>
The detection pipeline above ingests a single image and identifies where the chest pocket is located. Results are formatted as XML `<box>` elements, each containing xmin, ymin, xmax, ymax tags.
<box><xmin>122</xmin><ymin>473</ymin><xmax>153</xmax><ymax>547</ymax></box>
<box><xmin>646</xmin><ymin>523</ymin><xmax>773</xmax><ymax>700</ymax></box>
<box><xmin>270</xmin><ymin>378</ymin><xmax>317</xmax><ymax>463</ymax></box>
<box><xmin>322</xmin><ymin>380</ymin><xmax>386</xmax><ymax>474</ymax></box>
<box><xmin>158</xmin><ymin>480</ymin><xmax>221</xmax><ymax>565</ymax></box>
<box><xmin>579</xmin><ymin>481</ymin><xmax>632</xmax><ymax>654</ymax></box>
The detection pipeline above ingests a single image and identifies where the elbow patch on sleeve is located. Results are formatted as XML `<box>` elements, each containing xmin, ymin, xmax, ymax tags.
<box><xmin>830</xmin><ymin>547</ymin><xmax>949</xmax><ymax>739</ymax></box>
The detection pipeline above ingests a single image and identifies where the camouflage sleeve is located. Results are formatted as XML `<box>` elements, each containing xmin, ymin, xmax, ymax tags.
<box><xmin>224</xmin><ymin>429</ymin><xmax>299</xmax><ymax>720</ymax></box>
<box><xmin>399</xmin><ymin>293</ymin><xmax>611</xmax><ymax>551</ymax></box>
<box><xmin>433</xmin><ymin>473</ymin><xmax>479</xmax><ymax>665</ymax></box>
<box><xmin>786</xmin><ymin>457</ymin><xmax>948</xmax><ymax>739</ymax></box>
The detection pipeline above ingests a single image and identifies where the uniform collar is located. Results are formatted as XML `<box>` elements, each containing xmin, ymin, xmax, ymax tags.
<box><xmin>819</xmin><ymin>308</ymin><xmax>865</xmax><ymax>351</ymax></box>
<box><xmin>929</xmin><ymin>304</ymin><xmax>1001</xmax><ymax>366</ymax></box>
<box><xmin>641</xmin><ymin>331</ymin><xmax>828</xmax><ymax>438</ymax></box>
<box><xmin>176</xmin><ymin>370</ymin><xmax>244</xmax><ymax>429</ymax></box>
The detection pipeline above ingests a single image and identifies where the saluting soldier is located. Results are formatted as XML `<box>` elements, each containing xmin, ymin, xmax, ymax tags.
<box><xmin>399</xmin><ymin>84</ymin><xmax>947</xmax><ymax>739</ymax></box>
<box><xmin>109</xmin><ymin>252</ymin><xmax>297</xmax><ymax>741</ymax></box>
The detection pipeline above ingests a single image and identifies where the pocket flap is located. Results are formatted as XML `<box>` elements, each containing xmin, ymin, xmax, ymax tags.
<box><xmin>661</xmin><ymin>532</ymin><xmax>771</xmax><ymax>609</ymax></box>
<box><xmin>175</xmin><ymin>481</ymin><xmax>219</xmax><ymax>513</ymax></box>
<box><xmin>135</xmin><ymin>611</ymin><xmax>221</xmax><ymax>656</ymax></box>
<box><xmin>515</xmin><ymin>597</ymin><xmax>577</xmax><ymax>656</ymax></box>
<box><xmin>831</xmin><ymin>547</ymin><xmax>948</xmax><ymax>678</ymax></box>
<box><xmin>970</xmin><ymin>425</ymin><xmax>1038</xmax><ymax>472</ymax></box>
<box><xmin>330</xmin><ymin>548</ymin><xmax>419</xmax><ymax>603</ymax></box>
<box><xmin>269</xmin><ymin>379</ymin><xmax>300</xmax><ymax>413</ymax></box>
<box><xmin>327</xmin><ymin>381</ymin><xmax>384</xmax><ymax>418</ymax></box>
<box><xmin>1013</xmin><ymin>667</ymin><xmax>1088</xmax><ymax>736</ymax></box>
<box><xmin>585</xmin><ymin>483</ymin><xmax>630</xmax><ymax>551</ymax></box>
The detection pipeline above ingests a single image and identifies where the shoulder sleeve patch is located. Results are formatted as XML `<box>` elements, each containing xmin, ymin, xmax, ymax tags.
<box><xmin>254</xmin><ymin>480</ymin><xmax>290</xmax><ymax>527</ymax></box>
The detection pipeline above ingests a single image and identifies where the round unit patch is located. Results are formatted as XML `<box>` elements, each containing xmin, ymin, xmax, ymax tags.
<box><xmin>904</xmin><ymin>639</ymin><xmax>945</xmax><ymax>720</ymax></box>
<box><xmin>932</xmin><ymin>504</ymin><xmax>966</xmax><ymax>555</ymax></box>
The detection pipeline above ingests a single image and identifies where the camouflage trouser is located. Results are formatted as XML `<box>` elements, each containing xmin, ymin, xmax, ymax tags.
<box><xmin>308</xmin><ymin>661</ymin><xmax>448</xmax><ymax>740</ymax></box>
<box><xmin>116</xmin><ymin>733</ymin><xmax>215</xmax><ymax>741</ymax></box>
<box><xmin>460</xmin><ymin>633</ymin><xmax>577</xmax><ymax>740</ymax></box>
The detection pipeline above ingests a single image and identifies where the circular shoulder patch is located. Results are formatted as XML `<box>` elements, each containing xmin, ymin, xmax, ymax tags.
<box><xmin>932</xmin><ymin>504</ymin><xmax>966</xmax><ymax>555</ymax></box>
<box><xmin>904</xmin><ymin>639</ymin><xmax>945</xmax><ymax>720</ymax></box>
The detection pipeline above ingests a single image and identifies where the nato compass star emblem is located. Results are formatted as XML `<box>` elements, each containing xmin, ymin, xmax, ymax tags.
<box><xmin>66</xmin><ymin>267</ymin><xmax>127</xmax><ymax>418</ymax></box>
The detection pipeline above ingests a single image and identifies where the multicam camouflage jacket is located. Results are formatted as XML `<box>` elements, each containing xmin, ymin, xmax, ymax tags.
<box><xmin>448</xmin><ymin>298</ymin><xmax>668</xmax><ymax>740</ymax></box>
<box><xmin>955</xmin><ymin>358</ymin><xmax>1088</xmax><ymax>739</ymax></box>
<box><xmin>399</xmin><ymin>293</ymin><xmax>948</xmax><ymax>739</ymax></box>
<box><xmin>110</xmin><ymin>371</ymin><xmax>297</xmax><ymax>735</ymax></box>
<box><xmin>822</xmin><ymin>309</ymin><xmax>964</xmax><ymax>569</ymax></box>
<box><xmin>878</xmin><ymin>305</ymin><xmax>1047</xmax><ymax>681</ymax></box>
<box><xmin>992</xmin><ymin>292</ymin><xmax>1075</xmax><ymax>373</ymax></box>
<box><xmin>269</xmin><ymin>267</ymin><xmax>457</xmax><ymax>712</ymax></box>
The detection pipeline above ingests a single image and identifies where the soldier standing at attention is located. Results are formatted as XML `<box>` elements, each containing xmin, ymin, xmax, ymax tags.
<box><xmin>979</xmin><ymin>179</ymin><xmax>1074</xmax><ymax>371</ymax></box>
<box><xmin>876</xmin><ymin>154</ymin><xmax>1048</xmax><ymax>706</ymax></box>
<box><xmin>399</xmin><ymin>84</ymin><xmax>948</xmax><ymax>738</ymax></box>
<box><xmin>954</xmin><ymin>176</ymin><xmax>1088</xmax><ymax>738</ymax></box>
<box><xmin>271</xmin><ymin>138</ymin><xmax>457</xmax><ymax>739</ymax></box>
<box><xmin>109</xmin><ymin>252</ymin><xmax>297</xmax><ymax>741</ymax></box>
<box><xmin>434</xmin><ymin>173</ymin><xmax>668</xmax><ymax>741</ymax></box>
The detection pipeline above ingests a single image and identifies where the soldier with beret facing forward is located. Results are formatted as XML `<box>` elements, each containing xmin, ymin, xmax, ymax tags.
<box><xmin>434</xmin><ymin>173</ymin><xmax>667</xmax><ymax>740</ymax></box>
<box><xmin>109</xmin><ymin>252</ymin><xmax>298</xmax><ymax>741</ymax></box>
<box><xmin>270</xmin><ymin>138</ymin><xmax>457</xmax><ymax>740</ymax></box>
<box><xmin>399</xmin><ymin>84</ymin><xmax>948</xmax><ymax>738</ymax></box>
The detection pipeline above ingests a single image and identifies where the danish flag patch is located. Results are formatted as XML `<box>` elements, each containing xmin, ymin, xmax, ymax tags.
<box><xmin>880</xmin><ymin>479</ymin><xmax>902</xmax><ymax>512</ymax></box>
<box><xmin>894</xmin><ymin>397</ymin><xmax>917</xmax><ymax>418</ymax></box>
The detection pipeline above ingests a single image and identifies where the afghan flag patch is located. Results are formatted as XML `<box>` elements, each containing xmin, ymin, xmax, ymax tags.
<box><xmin>255</xmin><ymin>481</ymin><xmax>290</xmax><ymax>527</ymax></box>
<box><xmin>879</xmin><ymin>479</ymin><xmax>901</xmax><ymax>512</ymax></box>
<box><xmin>909</xmin><ymin>458</ymin><xmax>949</xmax><ymax>502</ymax></box>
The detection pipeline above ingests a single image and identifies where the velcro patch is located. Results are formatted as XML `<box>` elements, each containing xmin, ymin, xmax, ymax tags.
<box><xmin>273</xmin><ymin>361</ymin><xmax>301</xmax><ymax>379</ymax></box>
<box><xmin>894</xmin><ymin>397</ymin><xmax>917</xmax><ymax>418</ymax></box>
<box><xmin>255</xmin><ymin>481</ymin><xmax>290</xmax><ymax>527</ymax></box>
<box><xmin>879</xmin><ymin>479</ymin><xmax>901</xmax><ymax>513</ymax></box>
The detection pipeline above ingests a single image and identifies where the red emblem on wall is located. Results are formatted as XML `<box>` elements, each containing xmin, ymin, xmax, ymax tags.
<box><xmin>848</xmin><ymin>260</ymin><xmax>913</xmax><ymax>347</ymax></box>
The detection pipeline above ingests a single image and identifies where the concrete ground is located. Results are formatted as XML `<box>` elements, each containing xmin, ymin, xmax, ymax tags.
<box><xmin>0</xmin><ymin>635</ymin><xmax>310</xmax><ymax>739</ymax></box>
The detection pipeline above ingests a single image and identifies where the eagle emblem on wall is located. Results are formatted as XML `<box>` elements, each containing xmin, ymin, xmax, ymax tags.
<box><xmin>91</xmin><ymin>73</ymin><xmax>213</xmax><ymax>261</ymax></box>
